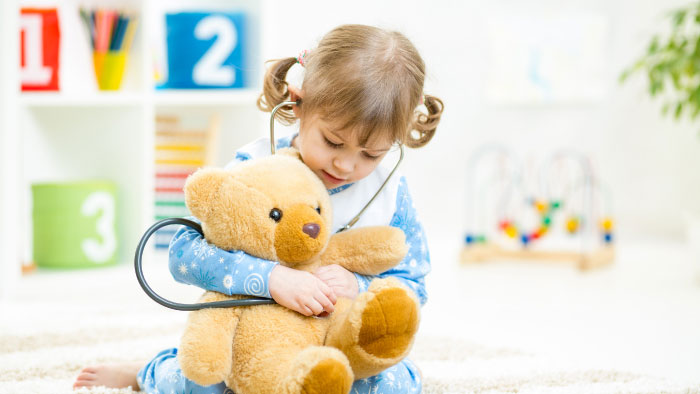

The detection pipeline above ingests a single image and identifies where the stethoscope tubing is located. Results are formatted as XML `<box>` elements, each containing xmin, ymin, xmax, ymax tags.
<box><xmin>136</xmin><ymin>103</ymin><xmax>404</xmax><ymax>311</ymax></box>
<box><xmin>134</xmin><ymin>217</ymin><xmax>275</xmax><ymax>311</ymax></box>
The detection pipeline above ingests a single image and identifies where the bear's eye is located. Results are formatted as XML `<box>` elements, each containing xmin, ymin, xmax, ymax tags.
<box><xmin>269</xmin><ymin>208</ymin><xmax>282</xmax><ymax>222</ymax></box>
<box><xmin>315</xmin><ymin>206</ymin><xmax>321</xmax><ymax>215</ymax></box>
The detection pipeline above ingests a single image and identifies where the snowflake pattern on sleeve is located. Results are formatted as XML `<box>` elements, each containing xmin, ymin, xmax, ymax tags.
<box><xmin>172</xmin><ymin>136</ymin><xmax>299</xmax><ymax>298</ymax></box>
<box><xmin>168</xmin><ymin>220</ymin><xmax>277</xmax><ymax>298</ymax></box>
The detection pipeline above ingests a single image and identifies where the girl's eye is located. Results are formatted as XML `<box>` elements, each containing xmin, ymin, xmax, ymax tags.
<box><xmin>323</xmin><ymin>137</ymin><xmax>343</xmax><ymax>149</ymax></box>
<box><xmin>363</xmin><ymin>152</ymin><xmax>381</xmax><ymax>160</ymax></box>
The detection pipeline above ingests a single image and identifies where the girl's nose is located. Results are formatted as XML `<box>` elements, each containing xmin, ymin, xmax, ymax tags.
<box><xmin>333</xmin><ymin>154</ymin><xmax>354</xmax><ymax>174</ymax></box>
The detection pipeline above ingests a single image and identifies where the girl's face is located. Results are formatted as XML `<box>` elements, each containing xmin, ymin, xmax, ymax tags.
<box><xmin>293</xmin><ymin>115</ymin><xmax>393</xmax><ymax>189</ymax></box>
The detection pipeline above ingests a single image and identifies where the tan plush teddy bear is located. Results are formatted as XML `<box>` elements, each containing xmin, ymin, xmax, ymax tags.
<box><xmin>178</xmin><ymin>148</ymin><xmax>421</xmax><ymax>394</ymax></box>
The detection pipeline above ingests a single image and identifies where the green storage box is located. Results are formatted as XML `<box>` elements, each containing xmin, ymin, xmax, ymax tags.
<box><xmin>32</xmin><ymin>181</ymin><xmax>118</xmax><ymax>268</ymax></box>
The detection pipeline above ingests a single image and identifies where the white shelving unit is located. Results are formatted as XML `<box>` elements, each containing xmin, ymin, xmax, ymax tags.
<box><xmin>1</xmin><ymin>0</ymin><xmax>271</xmax><ymax>299</ymax></box>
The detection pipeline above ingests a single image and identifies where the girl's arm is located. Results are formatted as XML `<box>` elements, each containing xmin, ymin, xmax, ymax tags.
<box><xmin>354</xmin><ymin>176</ymin><xmax>430</xmax><ymax>306</ymax></box>
<box><xmin>168</xmin><ymin>220</ymin><xmax>277</xmax><ymax>298</ymax></box>
<box><xmin>169</xmin><ymin>152</ymin><xmax>276</xmax><ymax>297</ymax></box>
<box><xmin>169</xmin><ymin>223</ymin><xmax>335</xmax><ymax>315</ymax></box>
<box><xmin>168</xmin><ymin>145</ymin><xmax>335</xmax><ymax>315</ymax></box>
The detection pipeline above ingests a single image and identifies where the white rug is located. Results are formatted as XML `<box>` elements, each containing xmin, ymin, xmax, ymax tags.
<box><xmin>1</xmin><ymin>260</ymin><xmax>699</xmax><ymax>394</ymax></box>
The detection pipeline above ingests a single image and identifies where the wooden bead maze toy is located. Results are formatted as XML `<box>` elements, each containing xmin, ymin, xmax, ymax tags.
<box><xmin>461</xmin><ymin>144</ymin><xmax>615</xmax><ymax>270</ymax></box>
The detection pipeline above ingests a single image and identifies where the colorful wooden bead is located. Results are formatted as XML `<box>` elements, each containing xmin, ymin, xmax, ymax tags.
<box><xmin>601</xmin><ymin>218</ymin><xmax>614</xmax><ymax>231</ymax></box>
<box><xmin>566</xmin><ymin>217</ymin><xmax>580</xmax><ymax>233</ymax></box>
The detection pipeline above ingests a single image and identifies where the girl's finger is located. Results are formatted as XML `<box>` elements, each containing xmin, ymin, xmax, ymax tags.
<box><xmin>306</xmin><ymin>299</ymin><xmax>324</xmax><ymax>316</ymax></box>
<box><xmin>314</xmin><ymin>266</ymin><xmax>333</xmax><ymax>278</ymax></box>
<box><xmin>315</xmin><ymin>291</ymin><xmax>335</xmax><ymax>313</ymax></box>
<box><xmin>319</xmin><ymin>281</ymin><xmax>337</xmax><ymax>304</ymax></box>
<box><xmin>313</xmin><ymin>270</ymin><xmax>332</xmax><ymax>281</ymax></box>
<box><xmin>321</xmin><ymin>279</ymin><xmax>344</xmax><ymax>290</ymax></box>
<box><xmin>314</xmin><ymin>265</ymin><xmax>329</xmax><ymax>273</ymax></box>
<box><xmin>300</xmin><ymin>305</ymin><xmax>314</xmax><ymax>317</ymax></box>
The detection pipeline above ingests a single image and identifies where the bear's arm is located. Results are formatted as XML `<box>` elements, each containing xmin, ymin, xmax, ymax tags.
<box><xmin>353</xmin><ymin>176</ymin><xmax>431</xmax><ymax>306</ymax></box>
<box><xmin>319</xmin><ymin>226</ymin><xmax>408</xmax><ymax>275</ymax></box>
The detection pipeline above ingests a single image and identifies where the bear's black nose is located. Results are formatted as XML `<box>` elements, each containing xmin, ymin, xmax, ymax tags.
<box><xmin>302</xmin><ymin>223</ymin><xmax>320</xmax><ymax>239</ymax></box>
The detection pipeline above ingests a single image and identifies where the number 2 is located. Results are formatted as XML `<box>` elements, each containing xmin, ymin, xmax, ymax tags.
<box><xmin>193</xmin><ymin>15</ymin><xmax>237</xmax><ymax>86</ymax></box>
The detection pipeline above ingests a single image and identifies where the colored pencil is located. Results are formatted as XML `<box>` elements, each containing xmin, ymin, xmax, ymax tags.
<box><xmin>80</xmin><ymin>9</ymin><xmax>136</xmax><ymax>53</ymax></box>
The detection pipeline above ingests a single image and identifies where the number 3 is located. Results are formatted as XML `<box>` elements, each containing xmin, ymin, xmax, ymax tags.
<box><xmin>81</xmin><ymin>191</ymin><xmax>117</xmax><ymax>264</ymax></box>
<box><xmin>193</xmin><ymin>15</ymin><xmax>237</xmax><ymax>86</ymax></box>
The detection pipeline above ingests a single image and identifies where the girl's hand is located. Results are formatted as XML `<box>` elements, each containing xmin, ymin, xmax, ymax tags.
<box><xmin>269</xmin><ymin>264</ymin><xmax>337</xmax><ymax>316</ymax></box>
<box><xmin>313</xmin><ymin>264</ymin><xmax>359</xmax><ymax>300</ymax></box>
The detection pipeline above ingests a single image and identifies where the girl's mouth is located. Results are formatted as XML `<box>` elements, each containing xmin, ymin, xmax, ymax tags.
<box><xmin>322</xmin><ymin>170</ymin><xmax>345</xmax><ymax>185</ymax></box>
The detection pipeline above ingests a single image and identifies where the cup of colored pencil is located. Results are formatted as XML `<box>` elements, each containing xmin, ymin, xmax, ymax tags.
<box><xmin>79</xmin><ymin>8</ymin><xmax>137</xmax><ymax>91</ymax></box>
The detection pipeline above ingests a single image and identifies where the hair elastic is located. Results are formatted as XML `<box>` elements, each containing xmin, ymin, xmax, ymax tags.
<box><xmin>420</xmin><ymin>94</ymin><xmax>425</xmax><ymax>106</ymax></box>
<box><xmin>296</xmin><ymin>49</ymin><xmax>310</xmax><ymax>67</ymax></box>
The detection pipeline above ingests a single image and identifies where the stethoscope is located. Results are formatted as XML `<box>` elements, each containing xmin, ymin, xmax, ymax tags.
<box><xmin>135</xmin><ymin>100</ymin><xmax>404</xmax><ymax>311</ymax></box>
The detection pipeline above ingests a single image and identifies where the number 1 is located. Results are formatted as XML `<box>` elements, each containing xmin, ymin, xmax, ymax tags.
<box><xmin>20</xmin><ymin>13</ymin><xmax>52</xmax><ymax>85</ymax></box>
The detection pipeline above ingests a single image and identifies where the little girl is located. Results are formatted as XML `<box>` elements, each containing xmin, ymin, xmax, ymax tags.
<box><xmin>74</xmin><ymin>24</ymin><xmax>443</xmax><ymax>393</ymax></box>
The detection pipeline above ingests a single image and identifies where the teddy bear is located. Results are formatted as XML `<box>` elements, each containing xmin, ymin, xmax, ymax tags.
<box><xmin>177</xmin><ymin>148</ymin><xmax>421</xmax><ymax>394</ymax></box>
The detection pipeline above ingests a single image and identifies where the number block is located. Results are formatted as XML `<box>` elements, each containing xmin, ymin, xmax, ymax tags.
<box><xmin>20</xmin><ymin>8</ymin><xmax>60</xmax><ymax>91</ymax></box>
<box><xmin>160</xmin><ymin>11</ymin><xmax>247</xmax><ymax>89</ymax></box>
<box><xmin>32</xmin><ymin>181</ymin><xmax>118</xmax><ymax>268</ymax></box>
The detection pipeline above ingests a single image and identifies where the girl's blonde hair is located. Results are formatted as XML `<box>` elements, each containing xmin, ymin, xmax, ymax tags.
<box><xmin>257</xmin><ymin>24</ymin><xmax>443</xmax><ymax>148</ymax></box>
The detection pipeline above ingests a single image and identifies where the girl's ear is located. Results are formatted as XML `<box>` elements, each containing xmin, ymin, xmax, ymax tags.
<box><xmin>288</xmin><ymin>85</ymin><xmax>304</xmax><ymax>118</ymax></box>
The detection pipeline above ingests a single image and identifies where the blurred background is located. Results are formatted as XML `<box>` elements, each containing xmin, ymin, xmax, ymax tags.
<box><xmin>1</xmin><ymin>0</ymin><xmax>700</xmax><ymax>391</ymax></box>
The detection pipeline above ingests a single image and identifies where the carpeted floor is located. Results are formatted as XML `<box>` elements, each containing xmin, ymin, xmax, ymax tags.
<box><xmin>2</xmin><ymin>241</ymin><xmax>699</xmax><ymax>393</ymax></box>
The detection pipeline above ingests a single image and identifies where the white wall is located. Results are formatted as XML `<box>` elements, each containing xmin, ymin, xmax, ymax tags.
<box><xmin>260</xmin><ymin>0</ymin><xmax>700</xmax><ymax>243</ymax></box>
<box><xmin>0</xmin><ymin>0</ymin><xmax>20</xmax><ymax>299</ymax></box>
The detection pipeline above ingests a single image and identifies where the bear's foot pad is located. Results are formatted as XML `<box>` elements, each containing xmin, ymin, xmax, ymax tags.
<box><xmin>300</xmin><ymin>358</ymin><xmax>352</xmax><ymax>394</ymax></box>
<box><xmin>359</xmin><ymin>287</ymin><xmax>418</xmax><ymax>358</ymax></box>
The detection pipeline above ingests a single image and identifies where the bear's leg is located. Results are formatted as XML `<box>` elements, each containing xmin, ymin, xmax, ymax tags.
<box><xmin>232</xmin><ymin>342</ymin><xmax>352</xmax><ymax>394</ymax></box>
<box><xmin>179</xmin><ymin>291</ymin><xmax>241</xmax><ymax>386</ymax></box>
<box><xmin>229</xmin><ymin>308</ymin><xmax>352</xmax><ymax>394</ymax></box>
<box><xmin>324</xmin><ymin>277</ymin><xmax>420</xmax><ymax>379</ymax></box>
<box><xmin>278</xmin><ymin>346</ymin><xmax>353</xmax><ymax>394</ymax></box>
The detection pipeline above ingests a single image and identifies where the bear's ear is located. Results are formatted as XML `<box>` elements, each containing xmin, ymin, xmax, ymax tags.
<box><xmin>275</xmin><ymin>147</ymin><xmax>303</xmax><ymax>161</ymax></box>
<box><xmin>184</xmin><ymin>168</ymin><xmax>233</xmax><ymax>221</ymax></box>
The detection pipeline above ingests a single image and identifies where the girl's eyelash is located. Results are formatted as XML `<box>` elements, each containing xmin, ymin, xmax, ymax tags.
<box><xmin>323</xmin><ymin>137</ymin><xmax>342</xmax><ymax>149</ymax></box>
<box><xmin>323</xmin><ymin>135</ymin><xmax>379</xmax><ymax>160</ymax></box>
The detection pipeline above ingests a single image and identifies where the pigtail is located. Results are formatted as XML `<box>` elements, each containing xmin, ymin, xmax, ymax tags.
<box><xmin>406</xmin><ymin>94</ymin><xmax>444</xmax><ymax>148</ymax></box>
<box><xmin>256</xmin><ymin>57</ymin><xmax>298</xmax><ymax>125</ymax></box>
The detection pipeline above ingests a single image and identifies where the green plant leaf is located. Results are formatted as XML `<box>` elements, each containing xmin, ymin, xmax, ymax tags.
<box><xmin>621</xmin><ymin>2</ymin><xmax>700</xmax><ymax>125</ymax></box>
<box><xmin>648</xmin><ymin>35</ymin><xmax>660</xmax><ymax>54</ymax></box>
<box><xmin>673</xmin><ymin>9</ymin><xmax>687</xmax><ymax>27</ymax></box>
<box><xmin>691</xmin><ymin>104</ymin><xmax>700</xmax><ymax>119</ymax></box>
<box><xmin>619</xmin><ymin>69</ymin><xmax>631</xmax><ymax>83</ymax></box>
<box><xmin>675</xmin><ymin>102</ymin><xmax>684</xmax><ymax>119</ymax></box>
<box><xmin>662</xmin><ymin>102</ymin><xmax>672</xmax><ymax>115</ymax></box>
